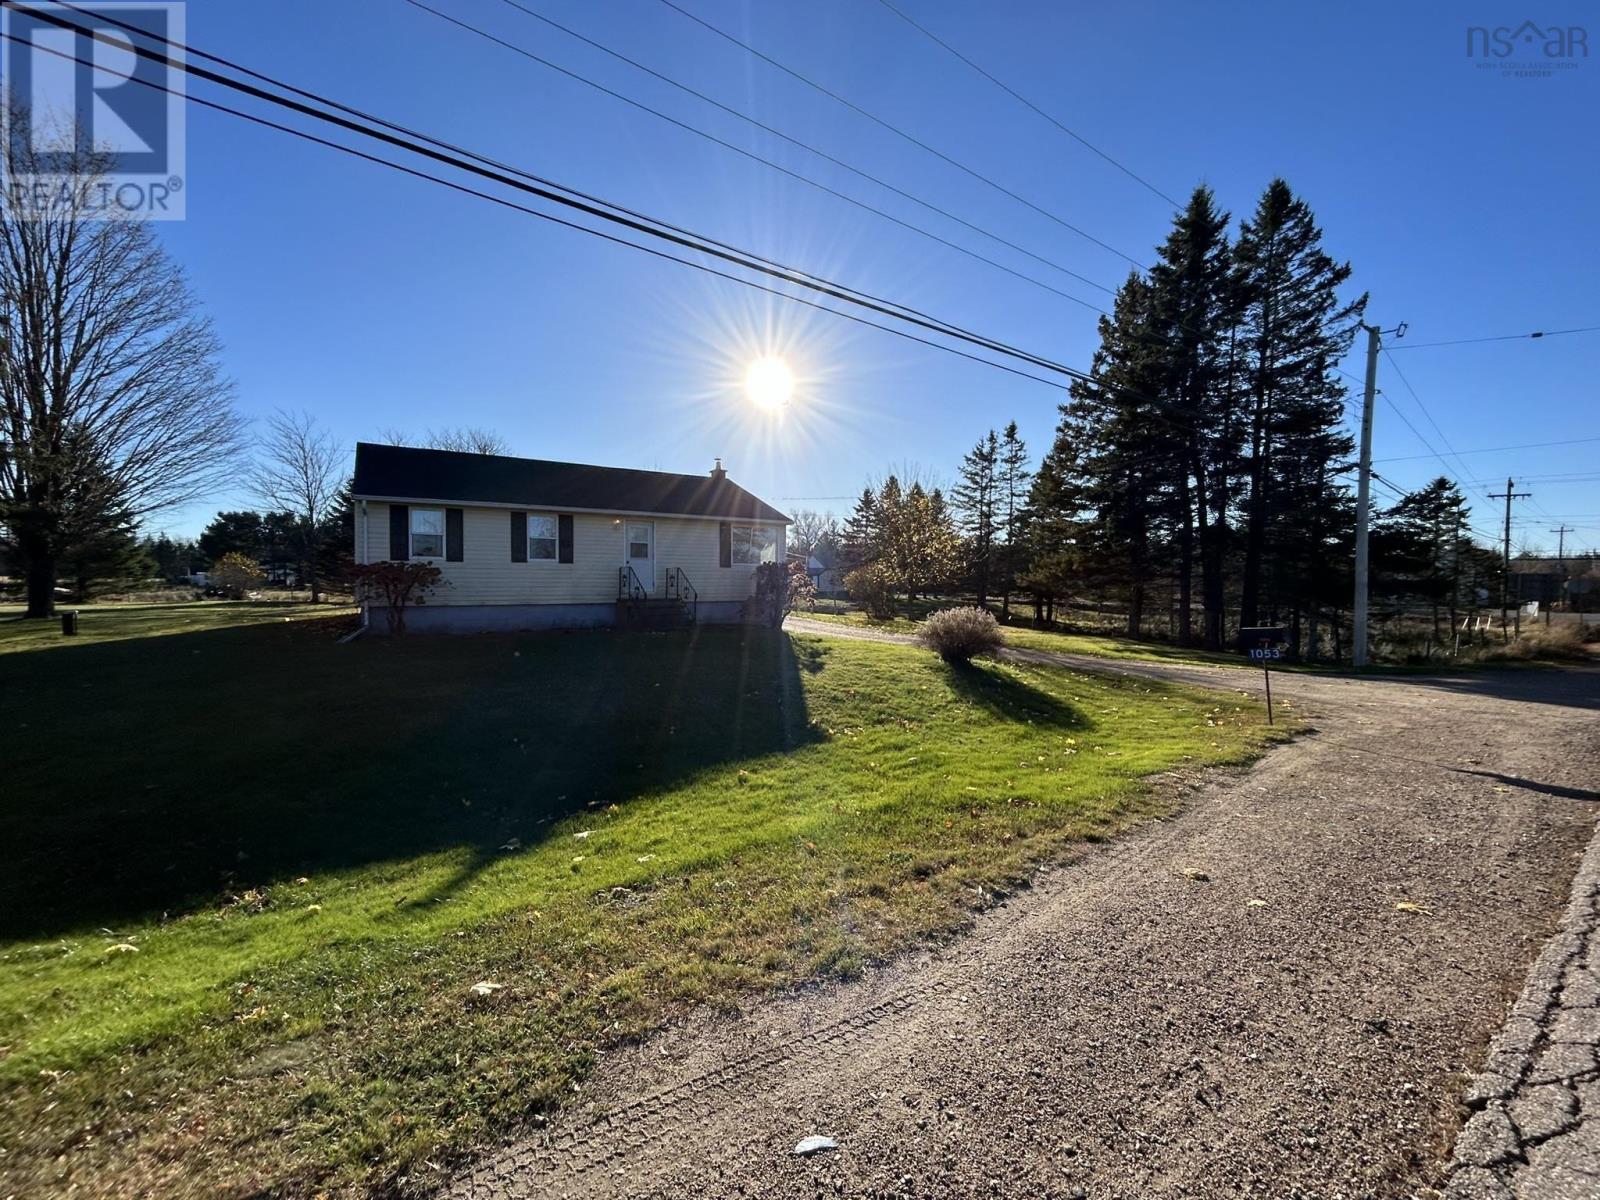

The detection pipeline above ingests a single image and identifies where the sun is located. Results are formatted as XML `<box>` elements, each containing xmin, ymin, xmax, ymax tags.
<box><xmin>744</xmin><ymin>356</ymin><xmax>794</xmax><ymax>411</ymax></box>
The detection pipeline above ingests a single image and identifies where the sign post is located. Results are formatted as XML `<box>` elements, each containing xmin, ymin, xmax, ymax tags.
<box><xmin>1238</xmin><ymin>626</ymin><xmax>1286</xmax><ymax>725</ymax></box>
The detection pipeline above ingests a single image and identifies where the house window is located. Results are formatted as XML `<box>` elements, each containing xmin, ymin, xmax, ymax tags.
<box><xmin>731</xmin><ymin>524</ymin><xmax>777</xmax><ymax>565</ymax></box>
<box><xmin>528</xmin><ymin>513</ymin><xmax>557</xmax><ymax>561</ymax></box>
<box><xmin>410</xmin><ymin>507</ymin><xmax>445</xmax><ymax>558</ymax></box>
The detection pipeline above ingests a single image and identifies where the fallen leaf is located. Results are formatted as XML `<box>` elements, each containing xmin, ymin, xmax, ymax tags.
<box><xmin>105</xmin><ymin>943</ymin><xmax>139</xmax><ymax>954</ymax></box>
<box><xmin>1395</xmin><ymin>901</ymin><xmax>1433</xmax><ymax>915</ymax></box>
<box><xmin>1245</xmin><ymin>898</ymin><xmax>1268</xmax><ymax>908</ymax></box>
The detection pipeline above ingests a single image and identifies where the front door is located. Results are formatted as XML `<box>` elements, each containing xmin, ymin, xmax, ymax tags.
<box><xmin>625</xmin><ymin>520</ymin><xmax>655</xmax><ymax>594</ymax></box>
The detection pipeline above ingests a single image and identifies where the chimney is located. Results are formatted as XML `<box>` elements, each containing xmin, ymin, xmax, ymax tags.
<box><xmin>710</xmin><ymin>457</ymin><xmax>726</xmax><ymax>481</ymax></box>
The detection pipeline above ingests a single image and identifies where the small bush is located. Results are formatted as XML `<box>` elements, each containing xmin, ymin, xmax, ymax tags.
<box><xmin>844</xmin><ymin>565</ymin><xmax>896</xmax><ymax>620</ymax></box>
<box><xmin>918</xmin><ymin>606</ymin><xmax>1006</xmax><ymax>663</ymax></box>
<box><xmin>211</xmin><ymin>552</ymin><xmax>265</xmax><ymax>600</ymax></box>
<box><xmin>350</xmin><ymin>560</ymin><xmax>444</xmax><ymax>635</ymax></box>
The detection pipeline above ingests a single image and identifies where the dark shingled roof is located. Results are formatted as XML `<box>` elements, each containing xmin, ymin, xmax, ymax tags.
<box><xmin>352</xmin><ymin>443</ymin><xmax>789</xmax><ymax>524</ymax></box>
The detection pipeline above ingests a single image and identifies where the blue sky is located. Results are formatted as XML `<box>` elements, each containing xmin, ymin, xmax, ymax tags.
<box><xmin>141</xmin><ymin>0</ymin><xmax>1597</xmax><ymax>550</ymax></box>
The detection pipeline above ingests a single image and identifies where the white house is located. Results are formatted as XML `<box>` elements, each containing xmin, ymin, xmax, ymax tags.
<box><xmin>351</xmin><ymin>443</ymin><xmax>790</xmax><ymax>633</ymax></box>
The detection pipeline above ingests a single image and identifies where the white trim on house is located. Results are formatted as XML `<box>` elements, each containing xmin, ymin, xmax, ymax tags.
<box><xmin>350</xmin><ymin>492</ymin><xmax>792</xmax><ymax>525</ymax></box>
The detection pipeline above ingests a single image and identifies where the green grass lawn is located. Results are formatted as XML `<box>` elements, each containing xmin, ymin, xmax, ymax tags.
<box><xmin>0</xmin><ymin>603</ymin><xmax>1278</xmax><ymax>1199</ymax></box>
<box><xmin>797</xmin><ymin>605</ymin><xmax>1256</xmax><ymax>667</ymax></box>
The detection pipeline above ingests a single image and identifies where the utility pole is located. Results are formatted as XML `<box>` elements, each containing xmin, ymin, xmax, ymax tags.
<box><xmin>1352</xmin><ymin>320</ymin><xmax>1405</xmax><ymax>667</ymax></box>
<box><xmin>1489</xmin><ymin>478</ymin><xmax>1532</xmax><ymax>640</ymax></box>
<box><xmin>1550</xmin><ymin>524</ymin><xmax>1575</xmax><ymax>613</ymax></box>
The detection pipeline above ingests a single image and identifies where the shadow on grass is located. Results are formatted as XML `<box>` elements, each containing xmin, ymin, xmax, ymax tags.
<box><xmin>0</xmin><ymin>621</ymin><xmax>817</xmax><ymax>939</ymax></box>
<box><xmin>941</xmin><ymin>657</ymin><xmax>1087</xmax><ymax>729</ymax></box>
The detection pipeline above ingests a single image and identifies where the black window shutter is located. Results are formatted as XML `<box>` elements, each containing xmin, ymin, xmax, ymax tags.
<box><xmin>719</xmin><ymin>521</ymin><xmax>732</xmax><ymax>568</ymax></box>
<box><xmin>510</xmin><ymin>511</ymin><xmax>527</xmax><ymax>562</ymax></box>
<box><xmin>558</xmin><ymin>514</ymin><xmax>574</xmax><ymax>564</ymax></box>
<box><xmin>446</xmin><ymin>508</ymin><xmax>464</xmax><ymax>562</ymax></box>
<box><xmin>389</xmin><ymin>504</ymin><xmax>409</xmax><ymax>560</ymax></box>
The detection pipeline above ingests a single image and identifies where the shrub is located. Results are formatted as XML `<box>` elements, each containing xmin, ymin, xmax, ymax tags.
<box><xmin>844</xmin><ymin>564</ymin><xmax>896</xmax><ymax>620</ymax></box>
<box><xmin>211</xmin><ymin>552</ymin><xmax>265</xmax><ymax>600</ymax></box>
<box><xmin>918</xmin><ymin>606</ymin><xmax>1006</xmax><ymax>663</ymax></box>
<box><xmin>743</xmin><ymin>561</ymin><xmax>797</xmax><ymax>628</ymax></box>
<box><xmin>350</xmin><ymin>560</ymin><xmax>444</xmax><ymax>635</ymax></box>
<box><xmin>788</xmin><ymin>560</ymin><xmax>818</xmax><ymax>613</ymax></box>
<box><xmin>1479</xmin><ymin>622</ymin><xmax>1592</xmax><ymax>663</ymax></box>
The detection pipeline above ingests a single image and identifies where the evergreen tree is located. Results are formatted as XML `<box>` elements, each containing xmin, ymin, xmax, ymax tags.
<box><xmin>1147</xmin><ymin>186</ymin><xmax>1237</xmax><ymax>647</ymax></box>
<box><xmin>1374</xmin><ymin>477</ymin><xmax>1471</xmax><ymax>646</ymax></box>
<box><xmin>1056</xmin><ymin>272</ymin><xmax>1175</xmax><ymax>636</ymax></box>
<box><xmin>62</xmin><ymin>521</ymin><xmax>154</xmax><ymax>600</ymax></box>
<box><xmin>1231</xmin><ymin>179</ymin><xmax>1366</xmax><ymax>631</ymax></box>
<box><xmin>952</xmin><ymin>430</ymin><xmax>999</xmax><ymax>606</ymax></box>
<box><xmin>199</xmin><ymin>511</ymin><xmax>266</xmax><ymax>563</ymax></box>
<box><xmin>997</xmin><ymin>421</ymin><xmax>1031</xmax><ymax>620</ymax></box>
<box><xmin>1017</xmin><ymin>430</ymin><xmax>1082</xmax><ymax>626</ymax></box>
<box><xmin>841</xmin><ymin>486</ymin><xmax>879</xmax><ymax>571</ymax></box>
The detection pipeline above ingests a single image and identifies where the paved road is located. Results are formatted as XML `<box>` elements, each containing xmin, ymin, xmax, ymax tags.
<box><xmin>447</xmin><ymin>625</ymin><xmax>1600</xmax><ymax>1199</ymax></box>
<box><xmin>1446</xmin><ymin>829</ymin><xmax>1600</xmax><ymax>1199</ymax></box>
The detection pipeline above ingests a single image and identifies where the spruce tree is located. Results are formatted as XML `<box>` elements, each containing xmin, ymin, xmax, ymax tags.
<box><xmin>953</xmin><ymin>430</ymin><xmax>999</xmax><ymax>607</ymax></box>
<box><xmin>1231</xmin><ymin>180</ymin><xmax>1366</xmax><ymax>633</ymax></box>
<box><xmin>1058</xmin><ymin>272</ymin><xmax>1174</xmax><ymax>637</ymax></box>
<box><xmin>997</xmin><ymin>421</ymin><xmax>1031</xmax><ymax>620</ymax></box>
<box><xmin>1147</xmin><ymin>186</ymin><xmax>1237</xmax><ymax>647</ymax></box>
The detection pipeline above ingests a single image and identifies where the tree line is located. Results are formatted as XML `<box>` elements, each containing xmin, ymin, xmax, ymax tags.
<box><xmin>814</xmin><ymin>180</ymin><xmax>1508</xmax><ymax>661</ymax></box>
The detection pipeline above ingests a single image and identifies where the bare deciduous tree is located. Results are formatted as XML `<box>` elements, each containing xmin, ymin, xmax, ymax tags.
<box><xmin>787</xmin><ymin>509</ymin><xmax>840</xmax><ymax>561</ymax></box>
<box><xmin>378</xmin><ymin>426</ymin><xmax>511</xmax><ymax>456</ymax></box>
<box><xmin>0</xmin><ymin>111</ymin><xmax>242</xmax><ymax>617</ymax></box>
<box><xmin>251</xmin><ymin>409</ymin><xmax>346</xmax><ymax>602</ymax></box>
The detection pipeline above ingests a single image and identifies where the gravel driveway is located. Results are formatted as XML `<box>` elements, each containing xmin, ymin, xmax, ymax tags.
<box><xmin>448</xmin><ymin>624</ymin><xmax>1600</xmax><ymax>1200</ymax></box>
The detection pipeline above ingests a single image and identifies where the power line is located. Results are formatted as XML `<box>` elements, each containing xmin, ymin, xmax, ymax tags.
<box><xmin>651</xmin><ymin>0</ymin><xmax>1152</xmax><ymax>265</ymax></box>
<box><xmin>4</xmin><ymin>7</ymin><xmax>1093</xmax><ymax>391</ymax></box>
<box><xmin>869</xmin><ymin>0</ymin><xmax>1182</xmax><ymax>209</ymax></box>
<box><xmin>1376</xmin><ymin>393</ymin><xmax>1487</xmax><ymax>500</ymax></box>
<box><xmin>63</xmin><ymin>0</ymin><xmax>961</xmax><ymax>339</ymax></box>
<box><xmin>489</xmin><ymin>0</ymin><xmax>1126</xmax><ymax>296</ymax></box>
<box><xmin>1380</xmin><ymin>347</ymin><xmax>1483</xmax><ymax>495</ymax></box>
<box><xmin>402</xmin><ymin>0</ymin><xmax>1113</xmax><ymax>312</ymax></box>
<box><xmin>1373</xmin><ymin>434</ymin><xmax>1600</xmax><ymax>464</ymax></box>
<box><xmin>1468</xmin><ymin>472</ymin><xmax>1600</xmax><ymax>485</ymax></box>
<box><xmin>1385</xmin><ymin>324</ymin><xmax>1600</xmax><ymax>351</ymax></box>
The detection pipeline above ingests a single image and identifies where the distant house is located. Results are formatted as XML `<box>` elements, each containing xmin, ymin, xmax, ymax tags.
<box><xmin>350</xmin><ymin>443</ymin><xmax>790</xmax><ymax>632</ymax></box>
<box><xmin>798</xmin><ymin>550</ymin><xmax>844</xmax><ymax>597</ymax></box>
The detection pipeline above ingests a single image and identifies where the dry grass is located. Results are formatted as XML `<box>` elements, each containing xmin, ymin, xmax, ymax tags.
<box><xmin>1478</xmin><ymin>621</ymin><xmax>1595</xmax><ymax>662</ymax></box>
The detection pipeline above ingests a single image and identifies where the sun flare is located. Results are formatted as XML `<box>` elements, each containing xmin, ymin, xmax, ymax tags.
<box><xmin>744</xmin><ymin>356</ymin><xmax>794</xmax><ymax>411</ymax></box>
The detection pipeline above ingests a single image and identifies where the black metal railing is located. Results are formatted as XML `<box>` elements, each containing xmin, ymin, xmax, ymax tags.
<box><xmin>664</xmin><ymin>567</ymin><xmax>698</xmax><ymax>623</ymax></box>
<box><xmin>618</xmin><ymin>564</ymin><xmax>648</xmax><ymax>601</ymax></box>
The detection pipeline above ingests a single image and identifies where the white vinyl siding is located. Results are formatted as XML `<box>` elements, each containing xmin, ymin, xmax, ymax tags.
<box><xmin>360</xmin><ymin>504</ymin><xmax>781</xmax><ymax>605</ymax></box>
